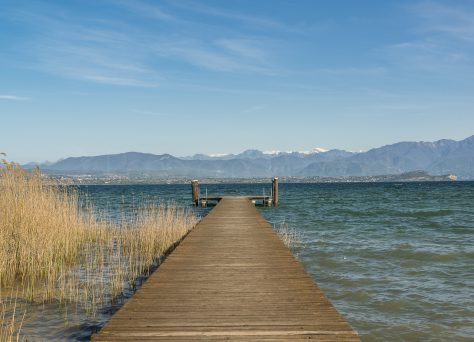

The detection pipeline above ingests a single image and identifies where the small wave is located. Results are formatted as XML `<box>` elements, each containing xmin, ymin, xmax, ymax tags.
<box><xmin>337</xmin><ymin>290</ymin><xmax>371</xmax><ymax>301</ymax></box>
<box><xmin>386</xmin><ymin>248</ymin><xmax>459</xmax><ymax>262</ymax></box>
<box><xmin>318</xmin><ymin>258</ymin><xmax>340</xmax><ymax>268</ymax></box>
<box><xmin>398</xmin><ymin>209</ymin><xmax>453</xmax><ymax>218</ymax></box>
<box><xmin>374</xmin><ymin>299</ymin><xmax>412</xmax><ymax>313</ymax></box>
<box><xmin>329</xmin><ymin>208</ymin><xmax>454</xmax><ymax>219</ymax></box>
<box><xmin>331</xmin><ymin>208</ymin><xmax>394</xmax><ymax>218</ymax></box>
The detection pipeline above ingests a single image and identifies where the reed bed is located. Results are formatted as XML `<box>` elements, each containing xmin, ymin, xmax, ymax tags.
<box><xmin>0</xmin><ymin>160</ymin><xmax>198</xmax><ymax>338</ymax></box>
<box><xmin>0</xmin><ymin>290</ymin><xmax>25</xmax><ymax>342</ymax></box>
<box><xmin>275</xmin><ymin>221</ymin><xmax>303</xmax><ymax>248</ymax></box>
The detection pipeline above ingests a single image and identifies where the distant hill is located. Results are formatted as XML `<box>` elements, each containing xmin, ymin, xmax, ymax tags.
<box><xmin>300</xmin><ymin>136</ymin><xmax>474</xmax><ymax>179</ymax></box>
<box><xmin>33</xmin><ymin>136</ymin><xmax>474</xmax><ymax>179</ymax></box>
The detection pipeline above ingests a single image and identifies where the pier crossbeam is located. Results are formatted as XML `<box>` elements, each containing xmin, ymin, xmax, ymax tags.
<box><xmin>92</xmin><ymin>197</ymin><xmax>359</xmax><ymax>341</ymax></box>
<box><xmin>191</xmin><ymin>178</ymin><xmax>279</xmax><ymax>207</ymax></box>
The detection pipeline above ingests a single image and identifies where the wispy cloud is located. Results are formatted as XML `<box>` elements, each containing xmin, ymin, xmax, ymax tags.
<box><xmin>385</xmin><ymin>39</ymin><xmax>469</xmax><ymax>72</ymax></box>
<box><xmin>132</xmin><ymin>109</ymin><xmax>168</xmax><ymax>117</ymax></box>
<box><xmin>168</xmin><ymin>0</ymin><xmax>297</xmax><ymax>33</ymax></box>
<box><xmin>113</xmin><ymin>0</ymin><xmax>177</xmax><ymax>22</ymax></box>
<box><xmin>83</xmin><ymin>75</ymin><xmax>158</xmax><ymax>87</ymax></box>
<box><xmin>32</xmin><ymin>36</ymin><xmax>161</xmax><ymax>86</ymax></box>
<box><xmin>317</xmin><ymin>67</ymin><xmax>387</xmax><ymax>76</ymax></box>
<box><xmin>0</xmin><ymin>95</ymin><xmax>29</xmax><ymax>101</ymax></box>
<box><xmin>215</xmin><ymin>38</ymin><xmax>267</xmax><ymax>62</ymax></box>
<box><xmin>382</xmin><ymin>1</ymin><xmax>474</xmax><ymax>74</ymax></box>
<box><xmin>242</xmin><ymin>105</ymin><xmax>265</xmax><ymax>114</ymax></box>
<box><xmin>367</xmin><ymin>103</ymin><xmax>431</xmax><ymax>111</ymax></box>
<box><xmin>413</xmin><ymin>1</ymin><xmax>474</xmax><ymax>42</ymax></box>
<box><xmin>3</xmin><ymin>1</ymin><xmax>283</xmax><ymax>87</ymax></box>
<box><xmin>4</xmin><ymin>6</ymin><xmax>162</xmax><ymax>87</ymax></box>
<box><xmin>152</xmin><ymin>38</ymin><xmax>274</xmax><ymax>74</ymax></box>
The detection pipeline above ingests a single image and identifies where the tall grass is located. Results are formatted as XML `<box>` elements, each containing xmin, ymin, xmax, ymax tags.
<box><xmin>275</xmin><ymin>221</ymin><xmax>303</xmax><ymax>248</ymax></box>
<box><xmin>0</xmin><ymin>289</ymin><xmax>25</xmax><ymax>342</ymax></box>
<box><xmin>0</xmin><ymin>161</ymin><xmax>109</xmax><ymax>301</ymax></box>
<box><xmin>0</xmin><ymin>160</ymin><xmax>198</xmax><ymax>338</ymax></box>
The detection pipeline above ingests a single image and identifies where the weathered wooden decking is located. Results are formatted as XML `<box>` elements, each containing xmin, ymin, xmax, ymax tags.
<box><xmin>93</xmin><ymin>197</ymin><xmax>359</xmax><ymax>341</ymax></box>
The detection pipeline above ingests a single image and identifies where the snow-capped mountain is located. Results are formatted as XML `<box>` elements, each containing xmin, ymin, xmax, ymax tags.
<box><xmin>28</xmin><ymin>136</ymin><xmax>474</xmax><ymax>179</ymax></box>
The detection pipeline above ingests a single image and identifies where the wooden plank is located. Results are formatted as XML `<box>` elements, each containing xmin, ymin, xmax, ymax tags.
<box><xmin>92</xmin><ymin>197</ymin><xmax>359</xmax><ymax>341</ymax></box>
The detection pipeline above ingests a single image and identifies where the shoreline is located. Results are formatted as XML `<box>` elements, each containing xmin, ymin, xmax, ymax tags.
<box><xmin>39</xmin><ymin>173</ymin><xmax>462</xmax><ymax>186</ymax></box>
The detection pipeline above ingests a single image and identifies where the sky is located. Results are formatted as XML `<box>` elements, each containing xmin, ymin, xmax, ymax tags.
<box><xmin>1</xmin><ymin>0</ymin><xmax>474</xmax><ymax>163</ymax></box>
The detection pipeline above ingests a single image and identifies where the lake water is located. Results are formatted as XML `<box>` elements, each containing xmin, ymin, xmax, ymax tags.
<box><xmin>15</xmin><ymin>182</ymin><xmax>474</xmax><ymax>341</ymax></box>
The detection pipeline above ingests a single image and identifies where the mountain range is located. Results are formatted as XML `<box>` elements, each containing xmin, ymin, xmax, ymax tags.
<box><xmin>33</xmin><ymin>136</ymin><xmax>474</xmax><ymax>179</ymax></box>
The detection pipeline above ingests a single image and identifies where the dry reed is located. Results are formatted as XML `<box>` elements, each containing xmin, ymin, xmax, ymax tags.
<box><xmin>0</xmin><ymin>289</ymin><xmax>26</xmax><ymax>342</ymax></box>
<box><xmin>275</xmin><ymin>222</ymin><xmax>303</xmax><ymax>248</ymax></box>
<box><xmin>0</xmin><ymin>160</ymin><xmax>198</xmax><ymax>338</ymax></box>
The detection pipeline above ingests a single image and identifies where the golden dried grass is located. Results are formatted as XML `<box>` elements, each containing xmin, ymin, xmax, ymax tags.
<box><xmin>275</xmin><ymin>221</ymin><xmax>302</xmax><ymax>248</ymax></box>
<box><xmin>0</xmin><ymin>160</ymin><xmax>198</xmax><ymax>338</ymax></box>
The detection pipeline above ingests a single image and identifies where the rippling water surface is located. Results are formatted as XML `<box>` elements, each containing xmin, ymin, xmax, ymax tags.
<box><xmin>18</xmin><ymin>182</ymin><xmax>474</xmax><ymax>341</ymax></box>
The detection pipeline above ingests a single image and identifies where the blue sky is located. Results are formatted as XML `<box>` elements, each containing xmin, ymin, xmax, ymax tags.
<box><xmin>1</xmin><ymin>0</ymin><xmax>474</xmax><ymax>163</ymax></box>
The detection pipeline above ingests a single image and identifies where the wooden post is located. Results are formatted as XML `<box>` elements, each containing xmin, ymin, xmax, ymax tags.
<box><xmin>191</xmin><ymin>180</ymin><xmax>199</xmax><ymax>206</ymax></box>
<box><xmin>272</xmin><ymin>177</ymin><xmax>279</xmax><ymax>207</ymax></box>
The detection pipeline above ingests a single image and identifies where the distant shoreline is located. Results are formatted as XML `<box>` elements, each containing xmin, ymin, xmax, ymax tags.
<box><xmin>41</xmin><ymin>171</ymin><xmax>463</xmax><ymax>185</ymax></box>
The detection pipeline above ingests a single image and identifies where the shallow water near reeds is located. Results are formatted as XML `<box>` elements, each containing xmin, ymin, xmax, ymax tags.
<box><xmin>11</xmin><ymin>182</ymin><xmax>474</xmax><ymax>341</ymax></box>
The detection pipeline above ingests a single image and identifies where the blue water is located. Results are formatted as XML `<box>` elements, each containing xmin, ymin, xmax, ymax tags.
<box><xmin>18</xmin><ymin>182</ymin><xmax>474</xmax><ymax>341</ymax></box>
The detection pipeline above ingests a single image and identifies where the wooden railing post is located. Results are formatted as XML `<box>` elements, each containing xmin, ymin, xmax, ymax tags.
<box><xmin>272</xmin><ymin>177</ymin><xmax>279</xmax><ymax>207</ymax></box>
<box><xmin>191</xmin><ymin>180</ymin><xmax>199</xmax><ymax>206</ymax></box>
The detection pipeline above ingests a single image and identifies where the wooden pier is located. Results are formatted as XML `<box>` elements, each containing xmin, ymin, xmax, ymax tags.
<box><xmin>93</xmin><ymin>197</ymin><xmax>359</xmax><ymax>341</ymax></box>
<box><xmin>191</xmin><ymin>179</ymin><xmax>279</xmax><ymax>207</ymax></box>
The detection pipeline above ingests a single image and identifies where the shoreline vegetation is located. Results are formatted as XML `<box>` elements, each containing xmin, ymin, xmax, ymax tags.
<box><xmin>0</xmin><ymin>160</ymin><xmax>198</xmax><ymax>340</ymax></box>
<box><xmin>33</xmin><ymin>170</ymin><xmax>458</xmax><ymax>185</ymax></box>
<box><xmin>274</xmin><ymin>222</ymin><xmax>303</xmax><ymax>249</ymax></box>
